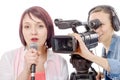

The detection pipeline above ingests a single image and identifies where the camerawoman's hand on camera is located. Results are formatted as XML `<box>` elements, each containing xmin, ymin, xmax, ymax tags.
<box><xmin>70</xmin><ymin>33</ymin><xmax>110</xmax><ymax>72</ymax></box>
<box><xmin>69</xmin><ymin>33</ymin><xmax>91</xmax><ymax>56</ymax></box>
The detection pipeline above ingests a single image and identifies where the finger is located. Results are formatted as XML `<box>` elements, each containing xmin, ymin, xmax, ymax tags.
<box><xmin>73</xmin><ymin>33</ymin><xmax>83</xmax><ymax>43</ymax></box>
<box><xmin>69</xmin><ymin>33</ymin><xmax>83</xmax><ymax>43</ymax></box>
<box><xmin>29</xmin><ymin>48</ymin><xmax>37</xmax><ymax>53</ymax></box>
<box><xmin>28</xmin><ymin>49</ymin><xmax>39</xmax><ymax>57</ymax></box>
<box><xmin>25</xmin><ymin>51</ymin><xmax>39</xmax><ymax>62</ymax></box>
<box><xmin>27</xmin><ymin>55</ymin><xmax>38</xmax><ymax>64</ymax></box>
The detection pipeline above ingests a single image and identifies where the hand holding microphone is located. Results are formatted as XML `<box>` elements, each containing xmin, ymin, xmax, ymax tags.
<box><xmin>30</xmin><ymin>43</ymin><xmax>38</xmax><ymax>80</ymax></box>
<box><xmin>24</xmin><ymin>43</ymin><xmax>38</xmax><ymax>80</ymax></box>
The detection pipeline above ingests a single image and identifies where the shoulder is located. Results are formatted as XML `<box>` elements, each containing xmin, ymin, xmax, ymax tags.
<box><xmin>47</xmin><ymin>49</ymin><xmax>67</xmax><ymax>62</ymax></box>
<box><xmin>112</xmin><ymin>34</ymin><xmax>120</xmax><ymax>44</ymax></box>
<box><xmin>1</xmin><ymin>47</ymin><xmax>24</xmax><ymax>61</ymax></box>
<box><xmin>46</xmin><ymin>49</ymin><xmax>68</xmax><ymax>71</ymax></box>
<box><xmin>115</xmin><ymin>34</ymin><xmax>120</xmax><ymax>38</ymax></box>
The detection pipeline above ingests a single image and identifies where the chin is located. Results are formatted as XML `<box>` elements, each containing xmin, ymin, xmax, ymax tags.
<box><xmin>98</xmin><ymin>38</ymin><xmax>102</xmax><ymax>43</ymax></box>
<box><xmin>98</xmin><ymin>40</ymin><xmax>101</xmax><ymax>43</ymax></box>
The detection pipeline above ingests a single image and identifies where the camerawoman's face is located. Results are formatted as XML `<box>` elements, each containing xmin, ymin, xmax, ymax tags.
<box><xmin>22</xmin><ymin>13</ymin><xmax>47</xmax><ymax>48</ymax></box>
<box><xmin>89</xmin><ymin>11</ymin><xmax>114</xmax><ymax>44</ymax></box>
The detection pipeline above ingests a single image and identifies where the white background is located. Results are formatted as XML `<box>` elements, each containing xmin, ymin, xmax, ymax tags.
<box><xmin>0</xmin><ymin>0</ymin><xmax>120</xmax><ymax>78</ymax></box>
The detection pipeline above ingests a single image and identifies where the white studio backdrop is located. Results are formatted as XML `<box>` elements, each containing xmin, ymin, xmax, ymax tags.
<box><xmin>0</xmin><ymin>0</ymin><xmax>120</xmax><ymax>78</ymax></box>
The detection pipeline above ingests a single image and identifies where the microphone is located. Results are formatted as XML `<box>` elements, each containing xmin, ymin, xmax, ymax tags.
<box><xmin>30</xmin><ymin>43</ymin><xmax>38</xmax><ymax>80</ymax></box>
<box><xmin>54</xmin><ymin>19</ymin><xmax>82</xmax><ymax>29</ymax></box>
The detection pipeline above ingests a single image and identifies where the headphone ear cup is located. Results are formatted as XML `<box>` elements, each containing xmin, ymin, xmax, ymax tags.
<box><xmin>112</xmin><ymin>15</ymin><xmax>120</xmax><ymax>31</ymax></box>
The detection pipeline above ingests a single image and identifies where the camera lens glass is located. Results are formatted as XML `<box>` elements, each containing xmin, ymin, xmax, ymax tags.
<box><xmin>60</xmin><ymin>38</ymin><xmax>73</xmax><ymax>51</ymax></box>
<box><xmin>52</xmin><ymin>36</ymin><xmax>77</xmax><ymax>53</ymax></box>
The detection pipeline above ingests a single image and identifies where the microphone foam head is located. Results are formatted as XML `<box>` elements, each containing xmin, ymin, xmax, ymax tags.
<box><xmin>30</xmin><ymin>43</ymin><xmax>38</xmax><ymax>50</ymax></box>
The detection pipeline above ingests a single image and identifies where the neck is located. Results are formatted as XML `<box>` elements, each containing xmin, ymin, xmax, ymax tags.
<box><xmin>38</xmin><ymin>45</ymin><xmax>47</xmax><ymax>56</ymax></box>
<box><xmin>103</xmin><ymin>35</ymin><xmax>112</xmax><ymax>53</ymax></box>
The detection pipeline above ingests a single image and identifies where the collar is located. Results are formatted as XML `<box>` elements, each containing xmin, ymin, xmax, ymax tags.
<box><xmin>108</xmin><ymin>34</ymin><xmax>118</xmax><ymax>53</ymax></box>
<box><xmin>102</xmin><ymin>34</ymin><xmax>118</xmax><ymax>57</ymax></box>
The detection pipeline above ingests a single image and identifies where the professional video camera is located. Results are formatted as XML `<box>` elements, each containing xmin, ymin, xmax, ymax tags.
<box><xmin>51</xmin><ymin>18</ymin><xmax>102</xmax><ymax>80</ymax></box>
<box><xmin>52</xmin><ymin>19</ymin><xmax>102</xmax><ymax>53</ymax></box>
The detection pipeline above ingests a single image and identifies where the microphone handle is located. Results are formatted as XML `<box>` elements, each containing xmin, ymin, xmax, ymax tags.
<box><xmin>31</xmin><ymin>64</ymin><xmax>36</xmax><ymax>80</ymax></box>
<box><xmin>31</xmin><ymin>77</ymin><xmax>35</xmax><ymax>80</ymax></box>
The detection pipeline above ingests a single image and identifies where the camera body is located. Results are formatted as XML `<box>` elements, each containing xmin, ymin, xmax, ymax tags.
<box><xmin>52</xmin><ymin>31</ymin><xmax>98</xmax><ymax>53</ymax></box>
<box><xmin>51</xmin><ymin>19</ymin><xmax>102</xmax><ymax>53</ymax></box>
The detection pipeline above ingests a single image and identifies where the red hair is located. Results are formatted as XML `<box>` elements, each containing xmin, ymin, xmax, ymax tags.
<box><xmin>19</xmin><ymin>6</ymin><xmax>54</xmax><ymax>48</ymax></box>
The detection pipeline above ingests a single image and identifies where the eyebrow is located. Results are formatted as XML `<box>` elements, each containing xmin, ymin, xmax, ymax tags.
<box><xmin>23</xmin><ymin>21</ymin><xmax>43</xmax><ymax>24</ymax></box>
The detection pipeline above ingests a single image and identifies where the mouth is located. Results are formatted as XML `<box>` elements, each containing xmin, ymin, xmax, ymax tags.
<box><xmin>31</xmin><ymin>38</ymin><xmax>38</xmax><ymax>42</ymax></box>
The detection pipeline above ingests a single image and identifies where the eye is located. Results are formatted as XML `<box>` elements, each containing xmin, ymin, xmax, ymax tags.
<box><xmin>24</xmin><ymin>25</ymin><xmax>30</xmax><ymax>29</ymax></box>
<box><xmin>38</xmin><ymin>25</ymin><xmax>44</xmax><ymax>28</ymax></box>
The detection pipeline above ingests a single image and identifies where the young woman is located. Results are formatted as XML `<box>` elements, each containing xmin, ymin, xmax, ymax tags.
<box><xmin>0</xmin><ymin>6</ymin><xmax>69</xmax><ymax>80</ymax></box>
<box><xmin>71</xmin><ymin>5</ymin><xmax>120</xmax><ymax>80</ymax></box>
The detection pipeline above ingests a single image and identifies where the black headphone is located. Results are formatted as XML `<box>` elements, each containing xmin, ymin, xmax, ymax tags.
<box><xmin>88</xmin><ymin>5</ymin><xmax>120</xmax><ymax>31</ymax></box>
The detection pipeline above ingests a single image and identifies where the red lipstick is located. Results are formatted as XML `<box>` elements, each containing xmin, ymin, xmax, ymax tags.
<box><xmin>31</xmin><ymin>38</ymin><xmax>38</xmax><ymax>42</ymax></box>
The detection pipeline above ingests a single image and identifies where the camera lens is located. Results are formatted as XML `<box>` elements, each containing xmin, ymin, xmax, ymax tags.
<box><xmin>51</xmin><ymin>36</ymin><xmax>78</xmax><ymax>53</ymax></box>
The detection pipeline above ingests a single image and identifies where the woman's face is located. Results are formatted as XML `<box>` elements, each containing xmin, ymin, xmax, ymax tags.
<box><xmin>22</xmin><ymin>13</ymin><xmax>47</xmax><ymax>48</ymax></box>
<box><xmin>89</xmin><ymin>11</ymin><xmax>114</xmax><ymax>43</ymax></box>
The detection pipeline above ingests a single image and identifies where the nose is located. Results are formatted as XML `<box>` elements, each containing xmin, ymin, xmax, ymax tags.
<box><xmin>31</xmin><ymin>28</ymin><xmax>37</xmax><ymax>35</ymax></box>
<box><xmin>93</xmin><ymin>28</ymin><xmax>100</xmax><ymax>33</ymax></box>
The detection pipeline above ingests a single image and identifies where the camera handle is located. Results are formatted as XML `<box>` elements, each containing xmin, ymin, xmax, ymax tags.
<box><xmin>72</xmin><ymin>27</ymin><xmax>78</xmax><ymax>33</ymax></box>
